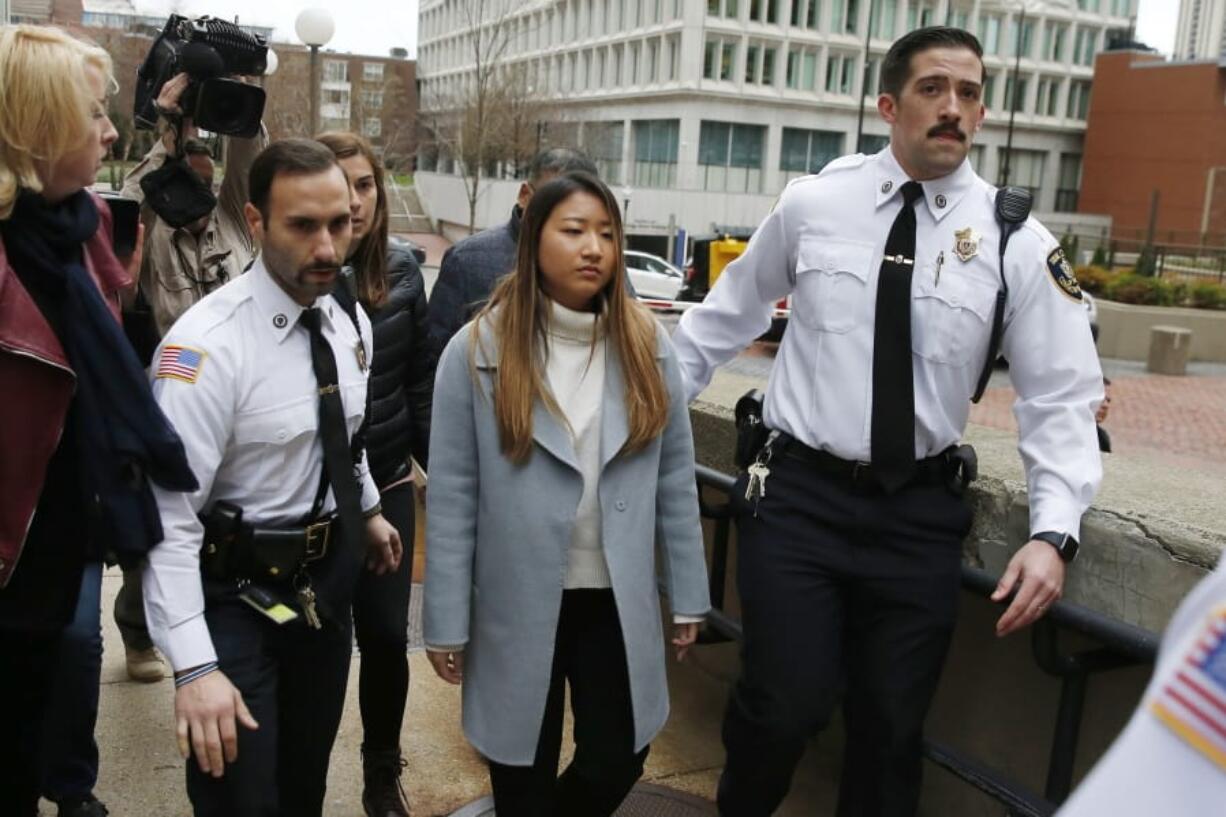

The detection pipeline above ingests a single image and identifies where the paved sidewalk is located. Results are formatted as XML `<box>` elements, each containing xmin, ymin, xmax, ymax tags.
<box><xmin>970</xmin><ymin>358</ymin><xmax>1226</xmax><ymax>476</ymax></box>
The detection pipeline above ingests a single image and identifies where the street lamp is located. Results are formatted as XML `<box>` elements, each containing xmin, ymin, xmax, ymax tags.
<box><xmin>295</xmin><ymin>8</ymin><xmax>335</xmax><ymax>135</ymax></box>
<box><xmin>855</xmin><ymin>0</ymin><xmax>878</xmax><ymax>153</ymax></box>
<box><xmin>1001</xmin><ymin>1</ymin><xmax>1039</xmax><ymax>187</ymax></box>
<box><xmin>621</xmin><ymin>185</ymin><xmax>633</xmax><ymax>232</ymax></box>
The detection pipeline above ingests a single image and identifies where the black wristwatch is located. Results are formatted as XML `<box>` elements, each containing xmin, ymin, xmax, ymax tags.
<box><xmin>1032</xmin><ymin>531</ymin><xmax>1080</xmax><ymax>563</ymax></box>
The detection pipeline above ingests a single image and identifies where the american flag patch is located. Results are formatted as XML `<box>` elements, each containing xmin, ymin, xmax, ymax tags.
<box><xmin>1150</xmin><ymin>606</ymin><xmax>1226</xmax><ymax>772</ymax></box>
<box><xmin>156</xmin><ymin>345</ymin><xmax>206</xmax><ymax>383</ymax></box>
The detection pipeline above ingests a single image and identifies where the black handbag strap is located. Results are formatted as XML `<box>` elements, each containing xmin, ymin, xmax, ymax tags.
<box><xmin>972</xmin><ymin>186</ymin><xmax>1032</xmax><ymax>403</ymax></box>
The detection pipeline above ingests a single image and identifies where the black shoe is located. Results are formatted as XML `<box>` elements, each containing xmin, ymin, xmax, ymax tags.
<box><xmin>56</xmin><ymin>794</ymin><xmax>109</xmax><ymax>817</ymax></box>
<box><xmin>361</xmin><ymin>746</ymin><xmax>410</xmax><ymax>817</ymax></box>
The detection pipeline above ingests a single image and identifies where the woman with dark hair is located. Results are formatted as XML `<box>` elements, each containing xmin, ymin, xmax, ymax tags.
<box><xmin>423</xmin><ymin>171</ymin><xmax>710</xmax><ymax>815</ymax></box>
<box><xmin>317</xmin><ymin>131</ymin><xmax>433</xmax><ymax>817</ymax></box>
<box><xmin>0</xmin><ymin>24</ymin><xmax>195</xmax><ymax>815</ymax></box>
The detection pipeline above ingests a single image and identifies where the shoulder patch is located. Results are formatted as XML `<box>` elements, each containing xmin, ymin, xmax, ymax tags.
<box><xmin>1046</xmin><ymin>248</ymin><xmax>1082</xmax><ymax>302</ymax></box>
<box><xmin>1149</xmin><ymin>605</ymin><xmax>1226</xmax><ymax>772</ymax></box>
<box><xmin>156</xmin><ymin>345</ymin><xmax>207</xmax><ymax>384</ymax></box>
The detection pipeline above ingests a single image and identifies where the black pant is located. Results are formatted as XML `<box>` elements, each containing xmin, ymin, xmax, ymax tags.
<box><xmin>186</xmin><ymin>584</ymin><xmax>353</xmax><ymax>817</ymax></box>
<box><xmin>0</xmin><ymin>627</ymin><xmax>61</xmax><ymax>815</ymax></box>
<box><xmin>488</xmin><ymin>589</ymin><xmax>649</xmax><ymax>817</ymax></box>
<box><xmin>718</xmin><ymin>451</ymin><xmax>971</xmax><ymax>817</ymax></box>
<box><xmin>353</xmin><ymin>481</ymin><xmax>416</xmax><ymax>751</ymax></box>
<box><xmin>114</xmin><ymin>563</ymin><xmax>154</xmax><ymax>651</ymax></box>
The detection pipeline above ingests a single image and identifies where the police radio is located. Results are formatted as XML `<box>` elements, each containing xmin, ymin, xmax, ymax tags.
<box><xmin>971</xmin><ymin>186</ymin><xmax>1033</xmax><ymax>403</ymax></box>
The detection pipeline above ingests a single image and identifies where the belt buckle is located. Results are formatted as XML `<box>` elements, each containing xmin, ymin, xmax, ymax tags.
<box><xmin>304</xmin><ymin>519</ymin><xmax>330</xmax><ymax>562</ymax></box>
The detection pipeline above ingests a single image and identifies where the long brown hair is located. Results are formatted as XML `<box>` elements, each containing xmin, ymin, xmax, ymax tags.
<box><xmin>316</xmin><ymin>131</ymin><xmax>388</xmax><ymax>308</ymax></box>
<box><xmin>470</xmin><ymin>172</ymin><xmax>669</xmax><ymax>463</ymax></box>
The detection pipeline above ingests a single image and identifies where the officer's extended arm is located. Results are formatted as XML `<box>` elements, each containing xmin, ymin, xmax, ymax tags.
<box><xmin>991</xmin><ymin>230</ymin><xmax>1104</xmax><ymax>637</ymax></box>
<box><xmin>671</xmin><ymin>190</ymin><xmax>796</xmax><ymax>402</ymax></box>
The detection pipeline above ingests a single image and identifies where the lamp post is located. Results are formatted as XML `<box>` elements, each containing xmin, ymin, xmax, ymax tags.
<box><xmin>621</xmin><ymin>185</ymin><xmax>633</xmax><ymax>235</ymax></box>
<box><xmin>295</xmin><ymin>8</ymin><xmax>335</xmax><ymax>136</ymax></box>
<box><xmin>854</xmin><ymin>0</ymin><xmax>878</xmax><ymax>153</ymax></box>
<box><xmin>1001</xmin><ymin>3</ymin><xmax>1034</xmax><ymax>187</ymax></box>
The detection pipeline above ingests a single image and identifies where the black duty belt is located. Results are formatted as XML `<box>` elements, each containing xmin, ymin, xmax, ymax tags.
<box><xmin>773</xmin><ymin>433</ymin><xmax>975</xmax><ymax>494</ymax></box>
<box><xmin>200</xmin><ymin>501</ymin><xmax>337</xmax><ymax>583</ymax></box>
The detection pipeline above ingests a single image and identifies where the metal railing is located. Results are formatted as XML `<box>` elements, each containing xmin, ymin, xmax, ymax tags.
<box><xmin>691</xmin><ymin>464</ymin><xmax>1160</xmax><ymax>817</ymax></box>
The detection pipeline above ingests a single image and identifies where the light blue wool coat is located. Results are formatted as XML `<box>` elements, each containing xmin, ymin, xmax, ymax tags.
<box><xmin>423</xmin><ymin>317</ymin><xmax>711</xmax><ymax>765</ymax></box>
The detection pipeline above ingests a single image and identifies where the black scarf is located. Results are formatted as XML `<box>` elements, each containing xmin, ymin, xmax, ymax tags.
<box><xmin>0</xmin><ymin>190</ymin><xmax>197</xmax><ymax>565</ymax></box>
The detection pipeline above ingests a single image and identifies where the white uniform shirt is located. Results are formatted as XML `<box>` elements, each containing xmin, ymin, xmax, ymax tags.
<box><xmin>672</xmin><ymin>147</ymin><xmax>1103</xmax><ymax>538</ymax></box>
<box><xmin>143</xmin><ymin>258</ymin><xmax>379</xmax><ymax>671</ymax></box>
<box><xmin>1056</xmin><ymin>559</ymin><xmax>1226</xmax><ymax>815</ymax></box>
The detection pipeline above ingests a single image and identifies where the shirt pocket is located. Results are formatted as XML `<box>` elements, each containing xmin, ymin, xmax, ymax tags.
<box><xmin>232</xmin><ymin>398</ymin><xmax>317</xmax><ymax>470</ymax></box>
<box><xmin>913</xmin><ymin>269</ymin><xmax>997</xmax><ymax>366</ymax></box>
<box><xmin>793</xmin><ymin>238</ymin><xmax>875</xmax><ymax>334</ymax></box>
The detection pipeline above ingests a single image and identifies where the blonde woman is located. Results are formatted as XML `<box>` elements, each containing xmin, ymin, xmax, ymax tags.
<box><xmin>423</xmin><ymin>172</ymin><xmax>710</xmax><ymax>815</ymax></box>
<box><xmin>0</xmin><ymin>24</ymin><xmax>195</xmax><ymax>814</ymax></box>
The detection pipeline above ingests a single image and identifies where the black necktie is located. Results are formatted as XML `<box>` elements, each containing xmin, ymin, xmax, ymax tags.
<box><xmin>300</xmin><ymin>307</ymin><xmax>364</xmax><ymax>554</ymax></box>
<box><xmin>871</xmin><ymin>181</ymin><xmax>924</xmax><ymax>493</ymax></box>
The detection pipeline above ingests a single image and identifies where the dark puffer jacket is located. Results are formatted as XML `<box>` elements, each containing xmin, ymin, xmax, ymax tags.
<box><xmin>358</xmin><ymin>243</ymin><xmax>434</xmax><ymax>488</ymax></box>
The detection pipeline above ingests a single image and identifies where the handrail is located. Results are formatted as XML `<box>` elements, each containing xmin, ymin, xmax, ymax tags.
<box><xmin>691</xmin><ymin>463</ymin><xmax>1160</xmax><ymax>814</ymax></box>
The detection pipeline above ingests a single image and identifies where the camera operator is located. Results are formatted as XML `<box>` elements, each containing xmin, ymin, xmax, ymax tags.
<box><xmin>122</xmin><ymin>71</ymin><xmax>265</xmax><ymax>337</ymax></box>
<box><xmin>110</xmin><ymin>71</ymin><xmax>263</xmax><ymax>687</ymax></box>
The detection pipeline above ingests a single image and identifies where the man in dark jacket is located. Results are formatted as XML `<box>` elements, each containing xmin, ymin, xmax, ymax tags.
<box><xmin>428</xmin><ymin>148</ymin><xmax>598</xmax><ymax>352</ymax></box>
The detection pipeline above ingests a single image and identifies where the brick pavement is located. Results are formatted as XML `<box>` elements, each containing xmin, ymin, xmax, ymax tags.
<box><xmin>969</xmin><ymin>364</ymin><xmax>1226</xmax><ymax>474</ymax></box>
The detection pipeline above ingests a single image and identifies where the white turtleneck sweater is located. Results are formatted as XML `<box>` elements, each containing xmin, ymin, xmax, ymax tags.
<box><xmin>545</xmin><ymin>299</ymin><xmax>613</xmax><ymax>589</ymax></box>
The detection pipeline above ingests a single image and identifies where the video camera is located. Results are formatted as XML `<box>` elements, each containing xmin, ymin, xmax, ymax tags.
<box><xmin>134</xmin><ymin>14</ymin><xmax>268</xmax><ymax>138</ymax></box>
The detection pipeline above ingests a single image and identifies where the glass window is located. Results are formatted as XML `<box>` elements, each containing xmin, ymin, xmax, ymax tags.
<box><xmin>324</xmin><ymin>60</ymin><xmax>349</xmax><ymax>82</ymax></box>
<box><xmin>746</xmin><ymin>44</ymin><xmax>760</xmax><ymax>82</ymax></box>
<box><xmin>698</xmin><ymin>120</ymin><xmax>766</xmax><ymax>192</ymax></box>
<box><xmin>363</xmin><ymin>117</ymin><xmax>382</xmax><ymax>137</ymax></box>
<box><xmin>832</xmin><ymin>0</ymin><xmax>860</xmax><ymax>35</ymax></box>
<box><xmin>872</xmin><ymin>0</ymin><xmax>896</xmax><ymax>39</ymax></box>
<box><xmin>978</xmin><ymin>14</ymin><xmax>1002</xmax><ymax>54</ymax></box>
<box><xmin>1003</xmin><ymin>76</ymin><xmax>1028</xmax><ymax>113</ymax></box>
<box><xmin>802</xmin><ymin>50</ymin><xmax>817</xmax><ymax>90</ymax></box>
<box><xmin>806</xmin><ymin>0</ymin><xmax>819</xmax><ymax>29</ymax></box>
<box><xmin>632</xmin><ymin>119</ymin><xmax>680</xmax><ymax>187</ymax></box>
<box><xmin>721</xmin><ymin>40</ymin><xmax>737</xmax><ymax>80</ymax></box>
<box><xmin>1067</xmin><ymin>80</ymin><xmax>1091</xmax><ymax>119</ymax></box>
<box><xmin>779</xmin><ymin>127</ymin><xmax>843</xmax><ymax>181</ymax></box>
<box><xmin>1043</xmin><ymin>22</ymin><xmax>1067</xmax><ymax>62</ymax></box>
<box><xmin>363</xmin><ymin>62</ymin><xmax>384</xmax><ymax>82</ymax></box>
<box><xmin>584</xmin><ymin>121</ymin><xmax>625</xmax><ymax>184</ymax></box>
<box><xmin>762</xmin><ymin>47</ymin><xmax>776</xmax><ymax>85</ymax></box>
<box><xmin>999</xmin><ymin>148</ymin><xmax>1045</xmax><ymax>198</ymax></box>
<box><xmin>860</xmin><ymin>134</ymin><xmax>889</xmax><ymax>154</ymax></box>
<box><xmin>1056</xmin><ymin>153</ymin><xmax>1081</xmax><ymax>212</ymax></box>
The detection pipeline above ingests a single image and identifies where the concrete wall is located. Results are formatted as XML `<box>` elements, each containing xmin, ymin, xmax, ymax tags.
<box><xmin>1095</xmin><ymin>298</ymin><xmax>1226</xmax><ymax>362</ymax></box>
<box><xmin>686</xmin><ymin>373</ymin><xmax>1224</xmax><ymax>813</ymax></box>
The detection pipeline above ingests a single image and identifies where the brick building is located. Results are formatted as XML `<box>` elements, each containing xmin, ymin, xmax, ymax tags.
<box><xmin>1079</xmin><ymin>50</ymin><xmax>1226</xmax><ymax>244</ymax></box>
<box><xmin>10</xmin><ymin>0</ymin><xmax>417</xmax><ymax>169</ymax></box>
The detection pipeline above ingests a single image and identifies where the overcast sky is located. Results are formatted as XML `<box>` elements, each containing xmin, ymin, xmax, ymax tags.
<box><xmin>132</xmin><ymin>1</ymin><xmax>1178</xmax><ymax>60</ymax></box>
<box><xmin>133</xmin><ymin>0</ymin><xmax>419</xmax><ymax>58</ymax></box>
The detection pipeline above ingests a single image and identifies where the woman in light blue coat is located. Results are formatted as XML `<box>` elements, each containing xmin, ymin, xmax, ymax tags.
<box><xmin>423</xmin><ymin>172</ymin><xmax>711</xmax><ymax>815</ymax></box>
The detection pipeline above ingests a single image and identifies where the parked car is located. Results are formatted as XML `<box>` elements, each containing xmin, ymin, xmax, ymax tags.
<box><xmin>626</xmin><ymin>250</ymin><xmax>685</xmax><ymax>302</ymax></box>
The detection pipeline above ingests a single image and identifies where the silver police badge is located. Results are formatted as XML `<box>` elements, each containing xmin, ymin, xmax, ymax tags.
<box><xmin>953</xmin><ymin>227</ymin><xmax>980</xmax><ymax>262</ymax></box>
